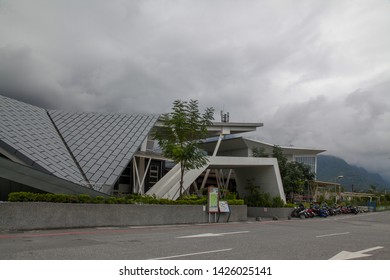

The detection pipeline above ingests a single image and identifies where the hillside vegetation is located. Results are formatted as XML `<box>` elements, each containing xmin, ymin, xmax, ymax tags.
<box><xmin>316</xmin><ymin>155</ymin><xmax>389</xmax><ymax>191</ymax></box>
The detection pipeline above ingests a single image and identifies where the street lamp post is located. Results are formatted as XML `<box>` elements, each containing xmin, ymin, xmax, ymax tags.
<box><xmin>335</xmin><ymin>175</ymin><xmax>344</xmax><ymax>203</ymax></box>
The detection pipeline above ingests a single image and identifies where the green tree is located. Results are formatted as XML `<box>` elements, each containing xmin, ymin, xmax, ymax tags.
<box><xmin>368</xmin><ymin>185</ymin><xmax>377</xmax><ymax>194</ymax></box>
<box><xmin>284</xmin><ymin>161</ymin><xmax>315</xmax><ymax>195</ymax></box>
<box><xmin>152</xmin><ymin>100</ymin><xmax>214</xmax><ymax>197</ymax></box>
<box><xmin>272</xmin><ymin>145</ymin><xmax>288</xmax><ymax>178</ymax></box>
<box><xmin>252</xmin><ymin>147</ymin><xmax>268</xmax><ymax>157</ymax></box>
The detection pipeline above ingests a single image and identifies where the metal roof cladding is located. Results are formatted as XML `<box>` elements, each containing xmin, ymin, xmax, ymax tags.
<box><xmin>48</xmin><ymin>110</ymin><xmax>159</xmax><ymax>189</ymax></box>
<box><xmin>0</xmin><ymin>95</ymin><xmax>160</xmax><ymax>191</ymax></box>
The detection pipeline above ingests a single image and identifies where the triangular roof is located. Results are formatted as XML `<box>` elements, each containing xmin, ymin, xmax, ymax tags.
<box><xmin>0</xmin><ymin>95</ymin><xmax>160</xmax><ymax>192</ymax></box>
<box><xmin>49</xmin><ymin>110</ymin><xmax>158</xmax><ymax>187</ymax></box>
<box><xmin>0</xmin><ymin>95</ymin><xmax>85</xmax><ymax>184</ymax></box>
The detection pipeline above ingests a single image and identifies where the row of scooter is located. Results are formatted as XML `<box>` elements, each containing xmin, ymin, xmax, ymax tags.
<box><xmin>290</xmin><ymin>203</ymin><xmax>362</xmax><ymax>219</ymax></box>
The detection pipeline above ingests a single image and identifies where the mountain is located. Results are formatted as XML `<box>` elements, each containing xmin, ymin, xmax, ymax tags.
<box><xmin>316</xmin><ymin>155</ymin><xmax>390</xmax><ymax>192</ymax></box>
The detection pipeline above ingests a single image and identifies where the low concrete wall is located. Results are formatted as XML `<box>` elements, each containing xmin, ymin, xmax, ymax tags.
<box><xmin>247</xmin><ymin>207</ymin><xmax>293</xmax><ymax>219</ymax></box>
<box><xmin>0</xmin><ymin>202</ymin><xmax>247</xmax><ymax>231</ymax></box>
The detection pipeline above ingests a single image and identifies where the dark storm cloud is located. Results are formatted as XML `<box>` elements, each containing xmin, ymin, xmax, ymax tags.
<box><xmin>0</xmin><ymin>0</ymin><xmax>331</xmax><ymax>112</ymax></box>
<box><xmin>258</xmin><ymin>75</ymin><xmax>390</xmax><ymax>181</ymax></box>
<box><xmin>0</xmin><ymin>0</ymin><xmax>390</xmax><ymax>180</ymax></box>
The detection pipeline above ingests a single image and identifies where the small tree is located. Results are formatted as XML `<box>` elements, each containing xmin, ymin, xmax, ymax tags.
<box><xmin>272</xmin><ymin>145</ymin><xmax>288</xmax><ymax>179</ymax></box>
<box><xmin>252</xmin><ymin>147</ymin><xmax>268</xmax><ymax>157</ymax></box>
<box><xmin>153</xmin><ymin>100</ymin><xmax>214</xmax><ymax>197</ymax></box>
<box><xmin>284</xmin><ymin>161</ymin><xmax>315</xmax><ymax>195</ymax></box>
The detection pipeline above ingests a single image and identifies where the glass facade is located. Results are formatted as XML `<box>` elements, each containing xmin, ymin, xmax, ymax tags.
<box><xmin>294</xmin><ymin>156</ymin><xmax>317</xmax><ymax>175</ymax></box>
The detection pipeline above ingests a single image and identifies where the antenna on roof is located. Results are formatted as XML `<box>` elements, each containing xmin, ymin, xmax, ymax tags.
<box><xmin>220</xmin><ymin>110</ymin><xmax>229</xmax><ymax>123</ymax></box>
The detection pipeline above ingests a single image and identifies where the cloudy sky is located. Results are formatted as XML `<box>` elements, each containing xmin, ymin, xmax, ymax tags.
<box><xmin>1</xmin><ymin>0</ymin><xmax>389</xmax><ymax>182</ymax></box>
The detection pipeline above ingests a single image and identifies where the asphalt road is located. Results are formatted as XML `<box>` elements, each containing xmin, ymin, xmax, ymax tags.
<box><xmin>1</xmin><ymin>211</ymin><xmax>389</xmax><ymax>260</ymax></box>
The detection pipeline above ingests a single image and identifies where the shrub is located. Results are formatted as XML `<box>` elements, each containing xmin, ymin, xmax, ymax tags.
<box><xmin>158</xmin><ymin>198</ymin><xmax>175</xmax><ymax>205</ymax></box>
<box><xmin>37</xmin><ymin>193</ymin><xmax>52</xmax><ymax>202</ymax></box>
<box><xmin>135</xmin><ymin>195</ymin><xmax>160</xmax><ymax>205</ymax></box>
<box><xmin>51</xmin><ymin>194</ymin><xmax>70</xmax><ymax>203</ymax></box>
<box><xmin>125</xmin><ymin>199</ymin><xmax>135</xmax><ymax>204</ymax></box>
<box><xmin>8</xmin><ymin>192</ymin><xmax>33</xmax><ymax>202</ymax></box>
<box><xmin>7</xmin><ymin>192</ymin><xmax>246</xmax><ymax>206</ymax></box>
<box><xmin>77</xmin><ymin>194</ymin><xmax>92</xmax><ymax>203</ymax></box>
<box><xmin>272</xmin><ymin>197</ymin><xmax>285</xmax><ymax>208</ymax></box>
<box><xmin>227</xmin><ymin>199</ymin><xmax>245</xmax><ymax>205</ymax></box>
<box><xmin>225</xmin><ymin>192</ymin><xmax>238</xmax><ymax>200</ymax></box>
<box><xmin>176</xmin><ymin>196</ymin><xmax>207</xmax><ymax>205</ymax></box>
<box><xmin>284</xmin><ymin>203</ymin><xmax>296</xmax><ymax>208</ymax></box>
<box><xmin>243</xmin><ymin>178</ymin><xmax>285</xmax><ymax>207</ymax></box>
<box><xmin>115</xmin><ymin>198</ymin><xmax>126</xmax><ymax>204</ymax></box>
<box><xmin>125</xmin><ymin>193</ymin><xmax>142</xmax><ymax>200</ymax></box>
<box><xmin>104</xmin><ymin>197</ymin><xmax>118</xmax><ymax>204</ymax></box>
<box><xmin>68</xmin><ymin>195</ymin><xmax>79</xmax><ymax>203</ymax></box>
<box><xmin>179</xmin><ymin>194</ymin><xmax>202</xmax><ymax>201</ymax></box>
<box><xmin>92</xmin><ymin>196</ymin><xmax>105</xmax><ymax>204</ymax></box>
<box><xmin>244</xmin><ymin>192</ymin><xmax>271</xmax><ymax>207</ymax></box>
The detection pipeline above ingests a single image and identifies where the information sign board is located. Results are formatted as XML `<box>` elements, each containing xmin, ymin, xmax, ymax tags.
<box><xmin>207</xmin><ymin>187</ymin><xmax>219</xmax><ymax>213</ymax></box>
<box><xmin>218</xmin><ymin>201</ymin><xmax>230</xmax><ymax>213</ymax></box>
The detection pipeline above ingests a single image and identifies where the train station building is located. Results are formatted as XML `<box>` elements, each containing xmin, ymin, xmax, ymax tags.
<box><xmin>1</xmin><ymin>94</ymin><xmax>324</xmax><ymax>202</ymax></box>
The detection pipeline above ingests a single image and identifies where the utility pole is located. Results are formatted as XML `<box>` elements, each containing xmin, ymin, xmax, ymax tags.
<box><xmin>335</xmin><ymin>175</ymin><xmax>344</xmax><ymax>203</ymax></box>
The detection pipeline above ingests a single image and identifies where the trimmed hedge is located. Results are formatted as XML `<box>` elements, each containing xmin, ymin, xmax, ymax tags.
<box><xmin>244</xmin><ymin>192</ymin><xmax>286</xmax><ymax>208</ymax></box>
<box><xmin>7</xmin><ymin>192</ymin><xmax>244</xmax><ymax>206</ymax></box>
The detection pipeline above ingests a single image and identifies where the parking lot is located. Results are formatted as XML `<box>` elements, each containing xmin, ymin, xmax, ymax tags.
<box><xmin>1</xmin><ymin>211</ymin><xmax>389</xmax><ymax>260</ymax></box>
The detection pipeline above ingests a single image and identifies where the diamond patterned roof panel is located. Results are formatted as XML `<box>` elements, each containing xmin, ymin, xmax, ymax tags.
<box><xmin>0</xmin><ymin>95</ymin><xmax>85</xmax><ymax>184</ymax></box>
<box><xmin>49</xmin><ymin>110</ymin><xmax>160</xmax><ymax>188</ymax></box>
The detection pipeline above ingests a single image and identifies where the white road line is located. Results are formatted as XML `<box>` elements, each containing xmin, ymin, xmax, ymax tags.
<box><xmin>149</xmin><ymin>248</ymin><xmax>233</xmax><ymax>260</ymax></box>
<box><xmin>221</xmin><ymin>231</ymin><xmax>250</xmax><ymax>236</ymax></box>
<box><xmin>128</xmin><ymin>225</ymin><xmax>190</xmax><ymax>229</ymax></box>
<box><xmin>177</xmin><ymin>231</ymin><xmax>250</xmax><ymax>239</ymax></box>
<box><xmin>151</xmin><ymin>227</ymin><xmax>190</xmax><ymax>231</ymax></box>
<box><xmin>316</xmin><ymin>232</ymin><xmax>350</xmax><ymax>238</ymax></box>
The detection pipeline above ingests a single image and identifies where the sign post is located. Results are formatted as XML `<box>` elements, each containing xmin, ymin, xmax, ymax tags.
<box><xmin>207</xmin><ymin>186</ymin><xmax>219</xmax><ymax>222</ymax></box>
<box><xmin>217</xmin><ymin>200</ymin><xmax>231</xmax><ymax>222</ymax></box>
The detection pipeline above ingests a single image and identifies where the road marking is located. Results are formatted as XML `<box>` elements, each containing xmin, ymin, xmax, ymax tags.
<box><xmin>176</xmin><ymin>231</ymin><xmax>249</xmax><ymax>239</ymax></box>
<box><xmin>316</xmin><ymin>232</ymin><xmax>350</xmax><ymax>238</ymax></box>
<box><xmin>0</xmin><ymin>231</ymin><xmax>99</xmax><ymax>239</ymax></box>
<box><xmin>129</xmin><ymin>224</ymin><xmax>190</xmax><ymax>229</ymax></box>
<box><xmin>330</xmin><ymin>246</ymin><xmax>384</xmax><ymax>260</ymax></box>
<box><xmin>150</xmin><ymin>248</ymin><xmax>233</xmax><ymax>260</ymax></box>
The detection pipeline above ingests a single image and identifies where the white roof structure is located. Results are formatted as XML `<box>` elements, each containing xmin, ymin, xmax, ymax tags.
<box><xmin>199</xmin><ymin>135</ymin><xmax>325</xmax><ymax>181</ymax></box>
<box><xmin>201</xmin><ymin>136</ymin><xmax>326</xmax><ymax>157</ymax></box>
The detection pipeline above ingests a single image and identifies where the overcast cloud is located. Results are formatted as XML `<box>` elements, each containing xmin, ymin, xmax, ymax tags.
<box><xmin>1</xmin><ymin>0</ymin><xmax>389</xmax><ymax>182</ymax></box>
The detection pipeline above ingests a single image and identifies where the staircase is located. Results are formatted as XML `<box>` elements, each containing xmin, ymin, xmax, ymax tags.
<box><xmin>146</xmin><ymin>163</ymin><xmax>207</xmax><ymax>200</ymax></box>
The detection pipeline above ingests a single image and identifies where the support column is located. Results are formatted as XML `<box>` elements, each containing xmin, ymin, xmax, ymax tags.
<box><xmin>133</xmin><ymin>156</ymin><xmax>152</xmax><ymax>195</ymax></box>
<box><xmin>136</xmin><ymin>139</ymin><xmax>149</xmax><ymax>194</ymax></box>
<box><xmin>200</xmin><ymin>134</ymin><xmax>224</xmax><ymax>190</ymax></box>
